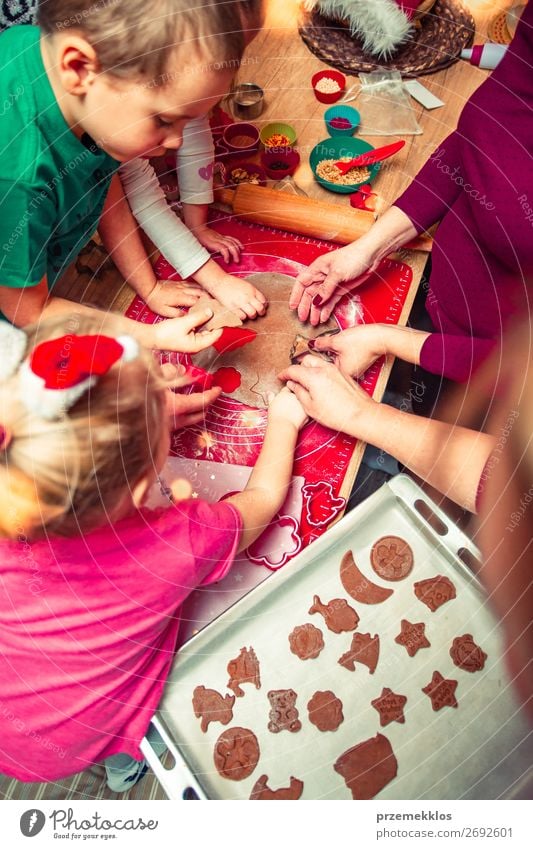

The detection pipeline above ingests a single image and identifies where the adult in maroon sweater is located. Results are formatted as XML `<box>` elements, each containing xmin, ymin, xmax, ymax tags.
<box><xmin>289</xmin><ymin>2</ymin><xmax>533</xmax><ymax>383</ymax></box>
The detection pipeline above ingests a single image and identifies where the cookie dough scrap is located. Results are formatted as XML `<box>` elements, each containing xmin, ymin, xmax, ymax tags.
<box><xmin>213</xmin><ymin>726</ymin><xmax>260</xmax><ymax>781</ymax></box>
<box><xmin>370</xmin><ymin>535</ymin><xmax>414</xmax><ymax>581</ymax></box>
<box><xmin>450</xmin><ymin>634</ymin><xmax>487</xmax><ymax>672</ymax></box>
<box><xmin>227</xmin><ymin>646</ymin><xmax>261</xmax><ymax>697</ymax></box>
<box><xmin>192</xmin><ymin>685</ymin><xmax>235</xmax><ymax>733</ymax></box>
<box><xmin>288</xmin><ymin>623</ymin><xmax>325</xmax><ymax>660</ymax></box>
<box><xmin>189</xmin><ymin>295</ymin><xmax>243</xmax><ymax>331</ymax></box>
<box><xmin>422</xmin><ymin>671</ymin><xmax>458</xmax><ymax>711</ymax></box>
<box><xmin>340</xmin><ymin>550</ymin><xmax>394</xmax><ymax>604</ymax></box>
<box><xmin>414</xmin><ymin>575</ymin><xmax>456</xmax><ymax>612</ymax></box>
<box><xmin>334</xmin><ymin>733</ymin><xmax>398</xmax><ymax>800</ymax></box>
<box><xmin>308</xmin><ymin>594</ymin><xmax>359</xmax><ymax>633</ymax></box>
<box><xmin>289</xmin><ymin>333</ymin><xmax>334</xmax><ymax>364</ymax></box>
<box><xmin>338</xmin><ymin>632</ymin><xmax>380</xmax><ymax>673</ymax></box>
<box><xmin>307</xmin><ymin>690</ymin><xmax>344</xmax><ymax>732</ymax></box>
<box><xmin>250</xmin><ymin>774</ymin><xmax>304</xmax><ymax>800</ymax></box>
<box><xmin>395</xmin><ymin>619</ymin><xmax>431</xmax><ymax>658</ymax></box>
<box><xmin>267</xmin><ymin>689</ymin><xmax>302</xmax><ymax>733</ymax></box>
<box><xmin>371</xmin><ymin>687</ymin><xmax>407</xmax><ymax>727</ymax></box>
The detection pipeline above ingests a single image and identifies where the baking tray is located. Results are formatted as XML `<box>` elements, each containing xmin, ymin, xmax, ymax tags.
<box><xmin>145</xmin><ymin>475</ymin><xmax>531</xmax><ymax>800</ymax></box>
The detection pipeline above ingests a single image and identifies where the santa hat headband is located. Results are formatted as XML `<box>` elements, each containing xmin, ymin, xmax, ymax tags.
<box><xmin>0</xmin><ymin>324</ymin><xmax>139</xmax><ymax>421</ymax></box>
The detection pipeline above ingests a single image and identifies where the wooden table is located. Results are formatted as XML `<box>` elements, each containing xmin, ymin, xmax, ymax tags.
<box><xmin>55</xmin><ymin>0</ymin><xmax>503</xmax><ymax>496</ymax></box>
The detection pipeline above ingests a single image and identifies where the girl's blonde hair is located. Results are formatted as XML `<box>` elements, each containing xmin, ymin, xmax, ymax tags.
<box><xmin>0</xmin><ymin>315</ymin><xmax>168</xmax><ymax>539</ymax></box>
<box><xmin>38</xmin><ymin>0</ymin><xmax>264</xmax><ymax>82</ymax></box>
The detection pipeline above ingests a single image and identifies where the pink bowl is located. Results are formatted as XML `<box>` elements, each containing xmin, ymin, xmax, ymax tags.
<box><xmin>261</xmin><ymin>148</ymin><xmax>301</xmax><ymax>180</ymax></box>
<box><xmin>222</xmin><ymin>121</ymin><xmax>260</xmax><ymax>157</ymax></box>
<box><xmin>311</xmin><ymin>70</ymin><xmax>346</xmax><ymax>104</ymax></box>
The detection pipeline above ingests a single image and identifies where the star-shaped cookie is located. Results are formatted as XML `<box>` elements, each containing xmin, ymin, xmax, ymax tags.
<box><xmin>422</xmin><ymin>671</ymin><xmax>458</xmax><ymax>711</ymax></box>
<box><xmin>371</xmin><ymin>687</ymin><xmax>407</xmax><ymax>726</ymax></box>
<box><xmin>395</xmin><ymin>619</ymin><xmax>430</xmax><ymax>657</ymax></box>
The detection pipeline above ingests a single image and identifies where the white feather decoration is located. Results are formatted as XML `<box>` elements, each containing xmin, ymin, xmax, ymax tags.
<box><xmin>304</xmin><ymin>0</ymin><xmax>412</xmax><ymax>57</ymax></box>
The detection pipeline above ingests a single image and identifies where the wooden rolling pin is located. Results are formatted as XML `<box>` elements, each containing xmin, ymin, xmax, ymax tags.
<box><xmin>214</xmin><ymin>184</ymin><xmax>432</xmax><ymax>252</ymax></box>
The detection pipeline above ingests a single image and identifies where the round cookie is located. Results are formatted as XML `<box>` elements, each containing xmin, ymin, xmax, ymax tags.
<box><xmin>450</xmin><ymin>634</ymin><xmax>487</xmax><ymax>672</ymax></box>
<box><xmin>370</xmin><ymin>535</ymin><xmax>414</xmax><ymax>581</ymax></box>
<box><xmin>288</xmin><ymin>624</ymin><xmax>324</xmax><ymax>660</ymax></box>
<box><xmin>213</xmin><ymin>727</ymin><xmax>260</xmax><ymax>781</ymax></box>
<box><xmin>307</xmin><ymin>690</ymin><xmax>344</xmax><ymax>732</ymax></box>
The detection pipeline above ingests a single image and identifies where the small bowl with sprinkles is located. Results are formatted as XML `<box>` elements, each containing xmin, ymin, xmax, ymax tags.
<box><xmin>312</xmin><ymin>70</ymin><xmax>346</xmax><ymax>104</ymax></box>
<box><xmin>324</xmin><ymin>104</ymin><xmax>360</xmax><ymax>137</ymax></box>
<box><xmin>259</xmin><ymin>122</ymin><xmax>297</xmax><ymax>150</ymax></box>
<box><xmin>261</xmin><ymin>148</ymin><xmax>300</xmax><ymax>179</ymax></box>
<box><xmin>309</xmin><ymin>137</ymin><xmax>379</xmax><ymax>194</ymax></box>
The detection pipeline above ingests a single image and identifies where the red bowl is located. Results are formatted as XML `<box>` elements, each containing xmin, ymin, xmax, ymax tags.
<box><xmin>222</xmin><ymin>121</ymin><xmax>260</xmax><ymax>157</ymax></box>
<box><xmin>261</xmin><ymin>148</ymin><xmax>301</xmax><ymax>179</ymax></box>
<box><xmin>225</xmin><ymin>161</ymin><xmax>267</xmax><ymax>188</ymax></box>
<box><xmin>311</xmin><ymin>70</ymin><xmax>346</xmax><ymax>104</ymax></box>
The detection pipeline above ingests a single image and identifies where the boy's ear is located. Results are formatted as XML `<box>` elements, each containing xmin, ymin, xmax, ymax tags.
<box><xmin>56</xmin><ymin>36</ymin><xmax>100</xmax><ymax>95</ymax></box>
<box><xmin>131</xmin><ymin>476</ymin><xmax>151</xmax><ymax>508</ymax></box>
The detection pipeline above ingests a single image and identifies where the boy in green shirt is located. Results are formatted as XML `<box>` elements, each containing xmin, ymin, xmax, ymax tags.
<box><xmin>0</xmin><ymin>0</ymin><xmax>260</xmax><ymax>355</ymax></box>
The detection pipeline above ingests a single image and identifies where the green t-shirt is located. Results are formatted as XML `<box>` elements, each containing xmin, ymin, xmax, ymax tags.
<box><xmin>0</xmin><ymin>25</ymin><xmax>119</xmax><ymax>290</ymax></box>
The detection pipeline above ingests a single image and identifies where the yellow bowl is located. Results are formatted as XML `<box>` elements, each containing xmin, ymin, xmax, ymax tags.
<box><xmin>259</xmin><ymin>122</ymin><xmax>297</xmax><ymax>149</ymax></box>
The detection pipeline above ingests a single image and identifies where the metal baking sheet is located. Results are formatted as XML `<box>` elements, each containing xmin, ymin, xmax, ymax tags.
<box><xmin>153</xmin><ymin>475</ymin><xmax>530</xmax><ymax>800</ymax></box>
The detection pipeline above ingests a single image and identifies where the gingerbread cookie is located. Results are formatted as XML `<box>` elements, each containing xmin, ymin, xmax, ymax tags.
<box><xmin>267</xmin><ymin>689</ymin><xmax>302</xmax><ymax>733</ymax></box>
<box><xmin>307</xmin><ymin>690</ymin><xmax>344</xmax><ymax>732</ymax></box>
<box><xmin>227</xmin><ymin>646</ymin><xmax>261</xmax><ymax>697</ymax></box>
<box><xmin>334</xmin><ymin>733</ymin><xmax>398</xmax><ymax>800</ymax></box>
<box><xmin>414</xmin><ymin>575</ymin><xmax>456</xmax><ymax>612</ymax></box>
<box><xmin>288</xmin><ymin>624</ymin><xmax>324</xmax><ymax>660</ymax></box>
<box><xmin>450</xmin><ymin>634</ymin><xmax>487</xmax><ymax>672</ymax></box>
<box><xmin>395</xmin><ymin>619</ymin><xmax>431</xmax><ymax>657</ymax></box>
<box><xmin>308</xmin><ymin>594</ymin><xmax>359</xmax><ymax>633</ymax></box>
<box><xmin>340</xmin><ymin>550</ymin><xmax>394</xmax><ymax>604</ymax></box>
<box><xmin>370</xmin><ymin>535</ymin><xmax>414</xmax><ymax>581</ymax></box>
<box><xmin>371</xmin><ymin>687</ymin><xmax>407</xmax><ymax>727</ymax></box>
<box><xmin>213</xmin><ymin>726</ymin><xmax>260</xmax><ymax>781</ymax></box>
<box><xmin>192</xmin><ymin>686</ymin><xmax>235</xmax><ymax>733</ymax></box>
<box><xmin>422</xmin><ymin>671</ymin><xmax>458</xmax><ymax>711</ymax></box>
<box><xmin>338</xmin><ymin>632</ymin><xmax>380</xmax><ymax>673</ymax></box>
<box><xmin>250</xmin><ymin>775</ymin><xmax>304</xmax><ymax>800</ymax></box>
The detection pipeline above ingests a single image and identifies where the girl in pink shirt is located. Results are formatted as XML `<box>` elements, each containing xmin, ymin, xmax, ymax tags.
<box><xmin>0</xmin><ymin>315</ymin><xmax>306</xmax><ymax>789</ymax></box>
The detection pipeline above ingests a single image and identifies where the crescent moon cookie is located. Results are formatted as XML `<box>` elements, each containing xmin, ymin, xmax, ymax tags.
<box><xmin>288</xmin><ymin>623</ymin><xmax>325</xmax><ymax>660</ymax></box>
<box><xmin>370</xmin><ymin>535</ymin><xmax>414</xmax><ymax>581</ymax></box>
<box><xmin>450</xmin><ymin>634</ymin><xmax>487</xmax><ymax>672</ymax></box>
<box><xmin>414</xmin><ymin>575</ymin><xmax>457</xmax><ymax>612</ymax></box>
<box><xmin>340</xmin><ymin>550</ymin><xmax>394</xmax><ymax>604</ymax></box>
<box><xmin>213</xmin><ymin>727</ymin><xmax>260</xmax><ymax>781</ymax></box>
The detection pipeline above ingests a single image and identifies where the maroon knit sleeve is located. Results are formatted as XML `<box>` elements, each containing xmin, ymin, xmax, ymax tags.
<box><xmin>419</xmin><ymin>332</ymin><xmax>496</xmax><ymax>382</ymax></box>
<box><xmin>394</xmin><ymin>132</ymin><xmax>465</xmax><ymax>233</ymax></box>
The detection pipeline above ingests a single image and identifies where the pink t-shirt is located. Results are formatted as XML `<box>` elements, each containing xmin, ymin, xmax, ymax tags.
<box><xmin>0</xmin><ymin>499</ymin><xmax>242</xmax><ymax>782</ymax></box>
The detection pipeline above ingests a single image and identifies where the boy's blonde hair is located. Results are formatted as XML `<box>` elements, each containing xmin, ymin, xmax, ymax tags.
<box><xmin>0</xmin><ymin>315</ymin><xmax>168</xmax><ymax>539</ymax></box>
<box><xmin>38</xmin><ymin>0</ymin><xmax>264</xmax><ymax>81</ymax></box>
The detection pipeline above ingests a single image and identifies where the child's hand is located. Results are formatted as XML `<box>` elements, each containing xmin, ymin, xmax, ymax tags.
<box><xmin>267</xmin><ymin>386</ymin><xmax>308</xmax><ymax>432</ymax></box>
<box><xmin>161</xmin><ymin>363</ymin><xmax>222</xmax><ymax>428</ymax></box>
<box><xmin>206</xmin><ymin>272</ymin><xmax>268</xmax><ymax>321</ymax></box>
<box><xmin>146</xmin><ymin>279</ymin><xmax>203</xmax><ymax>318</ymax></box>
<box><xmin>194</xmin><ymin>226</ymin><xmax>243</xmax><ymax>265</ymax></box>
<box><xmin>153</xmin><ymin>308</ymin><xmax>222</xmax><ymax>353</ymax></box>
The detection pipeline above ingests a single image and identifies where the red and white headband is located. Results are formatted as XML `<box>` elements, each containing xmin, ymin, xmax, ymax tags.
<box><xmin>0</xmin><ymin>323</ymin><xmax>139</xmax><ymax>424</ymax></box>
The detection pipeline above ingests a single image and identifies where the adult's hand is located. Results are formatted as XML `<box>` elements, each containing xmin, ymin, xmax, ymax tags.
<box><xmin>278</xmin><ymin>356</ymin><xmax>375</xmax><ymax>438</ymax></box>
<box><xmin>289</xmin><ymin>243</ymin><xmax>374</xmax><ymax>325</ymax></box>
<box><xmin>311</xmin><ymin>324</ymin><xmax>388</xmax><ymax>377</ymax></box>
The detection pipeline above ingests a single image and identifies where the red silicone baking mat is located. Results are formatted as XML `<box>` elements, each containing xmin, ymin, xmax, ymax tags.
<box><xmin>126</xmin><ymin>210</ymin><xmax>413</xmax><ymax>550</ymax></box>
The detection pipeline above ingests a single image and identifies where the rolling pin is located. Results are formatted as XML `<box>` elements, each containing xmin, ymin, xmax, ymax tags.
<box><xmin>214</xmin><ymin>184</ymin><xmax>432</xmax><ymax>252</ymax></box>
